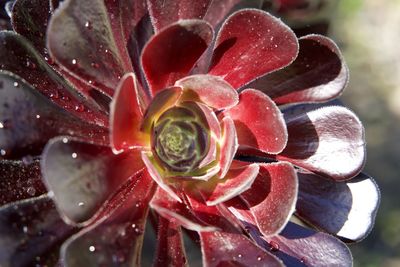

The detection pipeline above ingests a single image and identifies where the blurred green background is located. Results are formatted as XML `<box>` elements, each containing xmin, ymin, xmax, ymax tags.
<box><xmin>332</xmin><ymin>0</ymin><xmax>400</xmax><ymax>266</ymax></box>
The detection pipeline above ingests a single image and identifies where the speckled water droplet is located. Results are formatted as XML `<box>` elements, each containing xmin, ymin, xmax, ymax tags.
<box><xmin>27</xmin><ymin>187</ymin><xmax>36</xmax><ymax>196</ymax></box>
<box><xmin>85</xmin><ymin>21</ymin><xmax>92</xmax><ymax>29</ymax></box>
<box><xmin>26</xmin><ymin>60</ymin><xmax>37</xmax><ymax>69</ymax></box>
<box><xmin>75</xmin><ymin>104</ymin><xmax>85</xmax><ymax>112</ymax></box>
<box><xmin>91</xmin><ymin>62</ymin><xmax>100</xmax><ymax>68</ymax></box>
<box><xmin>50</xmin><ymin>91</ymin><xmax>60</xmax><ymax>99</ymax></box>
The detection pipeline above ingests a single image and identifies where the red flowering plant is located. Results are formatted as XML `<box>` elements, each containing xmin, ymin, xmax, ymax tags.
<box><xmin>0</xmin><ymin>0</ymin><xmax>380</xmax><ymax>266</ymax></box>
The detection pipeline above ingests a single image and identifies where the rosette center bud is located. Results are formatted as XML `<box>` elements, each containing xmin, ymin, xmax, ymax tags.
<box><xmin>151</xmin><ymin>103</ymin><xmax>211</xmax><ymax>173</ymax></box>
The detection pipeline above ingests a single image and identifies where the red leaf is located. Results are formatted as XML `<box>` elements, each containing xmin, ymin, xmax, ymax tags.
<box><xmin>208</xmin><ymin>9</ymin><xmax>298</xmax><ymax>89</ymax></box>
<box><xmin>223</xmin><ymin>89</ymin><xmax>287</xmax><ymax>154</ymax></box>
<box><xmin>142</xmin><ymin>20</ymin><xmax>213</xmax><ymax>96</ymax></box>
<box><xmin>110</xmin><ymin>73</ymin><xmax>149</xmax><ymax>153</ymax></box>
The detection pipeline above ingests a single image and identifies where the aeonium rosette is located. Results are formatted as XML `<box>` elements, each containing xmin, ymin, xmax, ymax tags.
<box><xmin>110</xmin><ymin>72</ymin><xmax>274</xmax><ymax>207</ymax></box>
<box><xmin>0</xmin><ymin>0</ymin><xmax>380</xmax><ymax>266</ymax></box>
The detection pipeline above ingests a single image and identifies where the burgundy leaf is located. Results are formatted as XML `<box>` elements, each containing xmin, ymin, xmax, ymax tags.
<box><xmin>278</xmin><ymin>106</ymin><xmax>365</xmax><ymax>180</ymax></box>
<box><xmin>296</xmin><ymin>171</ymin><xmax>380</xmax><ymax>242</ymax></box>
<box><xmin>0</xmin><ymin>72</ymin><xmax>108</xmax><ymax>159</ymax></box>
<box><xmin>42</xmin><ymin>137</ymin><xmax>144</xmax><ymax>225</ymax></box>
<box><xmin>0</xmin><ymin>195</ymin><xmax>76</xmax><ymax>267</ymax></box>
<box><xmin>47</xmin><ymin>0</ymin><xmax>134</xmax><ymax>96</ymax></box>
<box><xmin>11</xmin><ymin>0</ymin><xmax>51</xmax><ymax>55</ymax></box>
<box><xmin>0</xmin><ymin>159</ymin><xmax>46</xmax><ymax>205</ymax></box>
<box><xmin>175</xmin><ymin>74</ymin><xmax>239</xmax><ymax>110</ymax></box>
<box><xmin>203</xmin><ymin>0</ymin><xmax>241</xmax><ymax>28</ymax></box>
<box><xmin>150</xmin><ymin>187</ymin><xmax>218</xmax><ymax>232</ymax></box>
<box><xmin>208</xmin><ymin>9</ymin><xmax>298</xmax><ymax>89</ymax></box>
<box><xmin>265</xmin><ymin>222</ymin><xmax>353</xmax><ymax>267</ymax></box>
<box><xmin>198</xmin><ymin>161</ymin><xmax>259</xmax><ymax>206</ymax></box>
<box><xmin>249</xmin><ymin>34</ymin><xmax>349</xmax><ymax>105</ymax></box>
<box><xmin>218</xmin><ymin>116</ymin><xmax>238</xmax><ymax>178</ymax></box>
<box><xmin>60</xmin><ymin>169</ymin><xmax>156</xmax><ymax>267</ymax></box>
<box><xmin>239</xmin><ymin>162</ymin><xmax>298</xmax><ymax>237</ymax></box>
<box><xmin>0</xmin><ymin>31</ymin><xmax>108</xmax><ymax>124</ymax></box>
<box><xmin>148</xmin><ymin>0</ymin><xmax>212</xmax><ymax>32</ymax></box>
<box><xmin>153</xmin><ymin>216</ymin><xmax>188</xmax><ymax>267</ymax></box>
<box><xmin>223</xmin><ymin>89</ymin><xmax>287</xmax><ymax>154</ymax></box>
<box><xmin>200</xmin><ymin>231</ymin><xmax>283</xmax><ymax>267</ymax></box>
<box><xmin>142</xmin><ymin>20</ymin><xmax>213</xmax><ymax>96</ymax></box>
<box><xmin>110</xmin><ymin>73</ymin><xmax>149</xmax><ymax>153</ymax></box>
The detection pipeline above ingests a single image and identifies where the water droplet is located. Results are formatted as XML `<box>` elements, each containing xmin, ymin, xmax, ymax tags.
<box><xmin>22</xmin><ymin>155</ymin><xmax>34</xmax><ymax>165</ymax></box>
<box><xmin>78</xmin><ymin>202</ymin><xmax>84</xmax><ymax>207</ymax></box>
<box><xmin>85</xmin><ymin>21</ymin><xmax>92</xmax><ymax>29</ymax></box>
<box><xmin>72</xmin><ymin>59</ymin><xmax>77</xmax><ymax>65</ymax></box>
<box><xmin>62</xmin><ymin>138</ymin><xmax>69</xmax><ymax>143</ymax></box>
<box><xmin>238</xmin><ymin>254</ymin><xmax>242</xmax><ymax>258</ymax></box>
<box><xmin>22</xmin><ymin>226</ymin><xmax>28</xmax><ymax>233</ymax></box>
<box><xmin>13</xmin><ymin>81</ymin><xmax>19</xmax><ymax>87</ymax></box>
<box><xmin>1</xmin><ymin>149</ymin><xmax>6</xmax><ymax>156</ymax></box>
<box><xmin>75</xmin><ymin>104</ymin><xmax>85</xmax><ymax>112</ymax></box>
<box><xmin>269</xmin><ymin>241</ymin><xmax>280</xmax><ymax>252</ymax></box>
<box><xmin>72</xmin><ymin>152</ymin><xmax>78</xmax><ymax>158</ymax></box>
<box><xmin>91</xmin><ymin>62</ymin><xmax>100</xmax><ymax>68</ymax></box>
<box><xmin>131</xmin><ymin>223</ymin><xmax>136</xmax><ymax>228</ymax></box>
<box><xmin>27</xmin><ymin>187</ymin><xmax>36</xmax><ymax>196</ymax></box>
<box><xmin>26</xmin><ymin>60</ymin><xmax>37</xmax><ymax>69</ymax></box>
<box><xmin>257</xmin><ymin>256</ymin><xmax>262</xmax><ymax>261</ymax></box>
<box><xmin>44</xmin><ymin>56</ymin><xmax>55</xmax><ymax>65</ymax></box>
<box><xmin>89</xmin><ymin>245</ymin><xmax>96</xmax><ymax>252</ymax></box>
<box><xmin>35</xmin><ymin>114</ymin><xmax>41</xmax><ymax>119</ymax></box>
<box><xmin>300</xmin><ymin>257</ymin><xmax>306</xmax><ymax>264</ymax></box>
<box><xmin>50</xmin><ymin>91</ymin><xmax>60</xmax><ymax>99</ymax></box>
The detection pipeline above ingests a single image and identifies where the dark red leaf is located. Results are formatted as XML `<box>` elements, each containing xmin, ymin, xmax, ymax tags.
<box><xmin>249</xmin><ymin>34</ymin><xmax>349</xmax><ymax>105</ymax></box>
<box><xmin>42</xmin><ymin>137</ymin><xmax>144</xmax><ymax>225</ymax></box>
<box><xmin>200</xmin><ymin>231</ymin><xmax>283</xmax><ymax>267</ymax></box>
<box><xmin>148</xmin><ymin>0</ymin><xmax>212</xmax><ymax>31</ymax></box>
<box><xmin>296</xmin><ymin>171</ymin><xmax>380</xmax><ymax>242</ymax></box>
<box><xmin>208</xmin><ymin>9</ymin><xmax>298</xmax><ymax>89</ymax></box>
<box><xmin>0</xmin><ymin>159</ymin><xmax>46</xmax><ymax>205</ymax></box>
<box><xmin>60</xmin><ymin>169</ymin><xmax>156</xmax><ymax>267</ymax></box>
<box><xmin>0</xmin><ymin>32</ymin><xmax>108</xmax><ymax>124</ymax></box>
<box><xmin>47</xmin><ymin>0</ymin><xmax>134</xmax><ymax>96</ymax></box>
<box><xmin>0</xmin><ymin>72</ymin><xmax>108</xmax><ymax>159</ymax></box>
<box><xmin>278</xmin><ymin>106</ymin><xmax>365</xmax><ymax>180</ymax></box>
<box><xmin>11</xmin><ymin>0</ymin><xmax>51</xmax><ymax>55</ymax></box>
<box><xmin>265</xmin><ymin>222</ymin><xmax>353</xmax><ymax>267</ymax></box>
<box><xmin>142</xmin><ymin>20</ymin><xmax>213</xmax><ymax>96</ymax></box>
<box><xmin>153</xmin><ymin>216</ymin><xmax>188</xmax><ymax>267</ymax></box>
<box><xmin>0</xmin><ymin>195</ymin><xmax>76</xmax><ymax>267</ymax></box>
